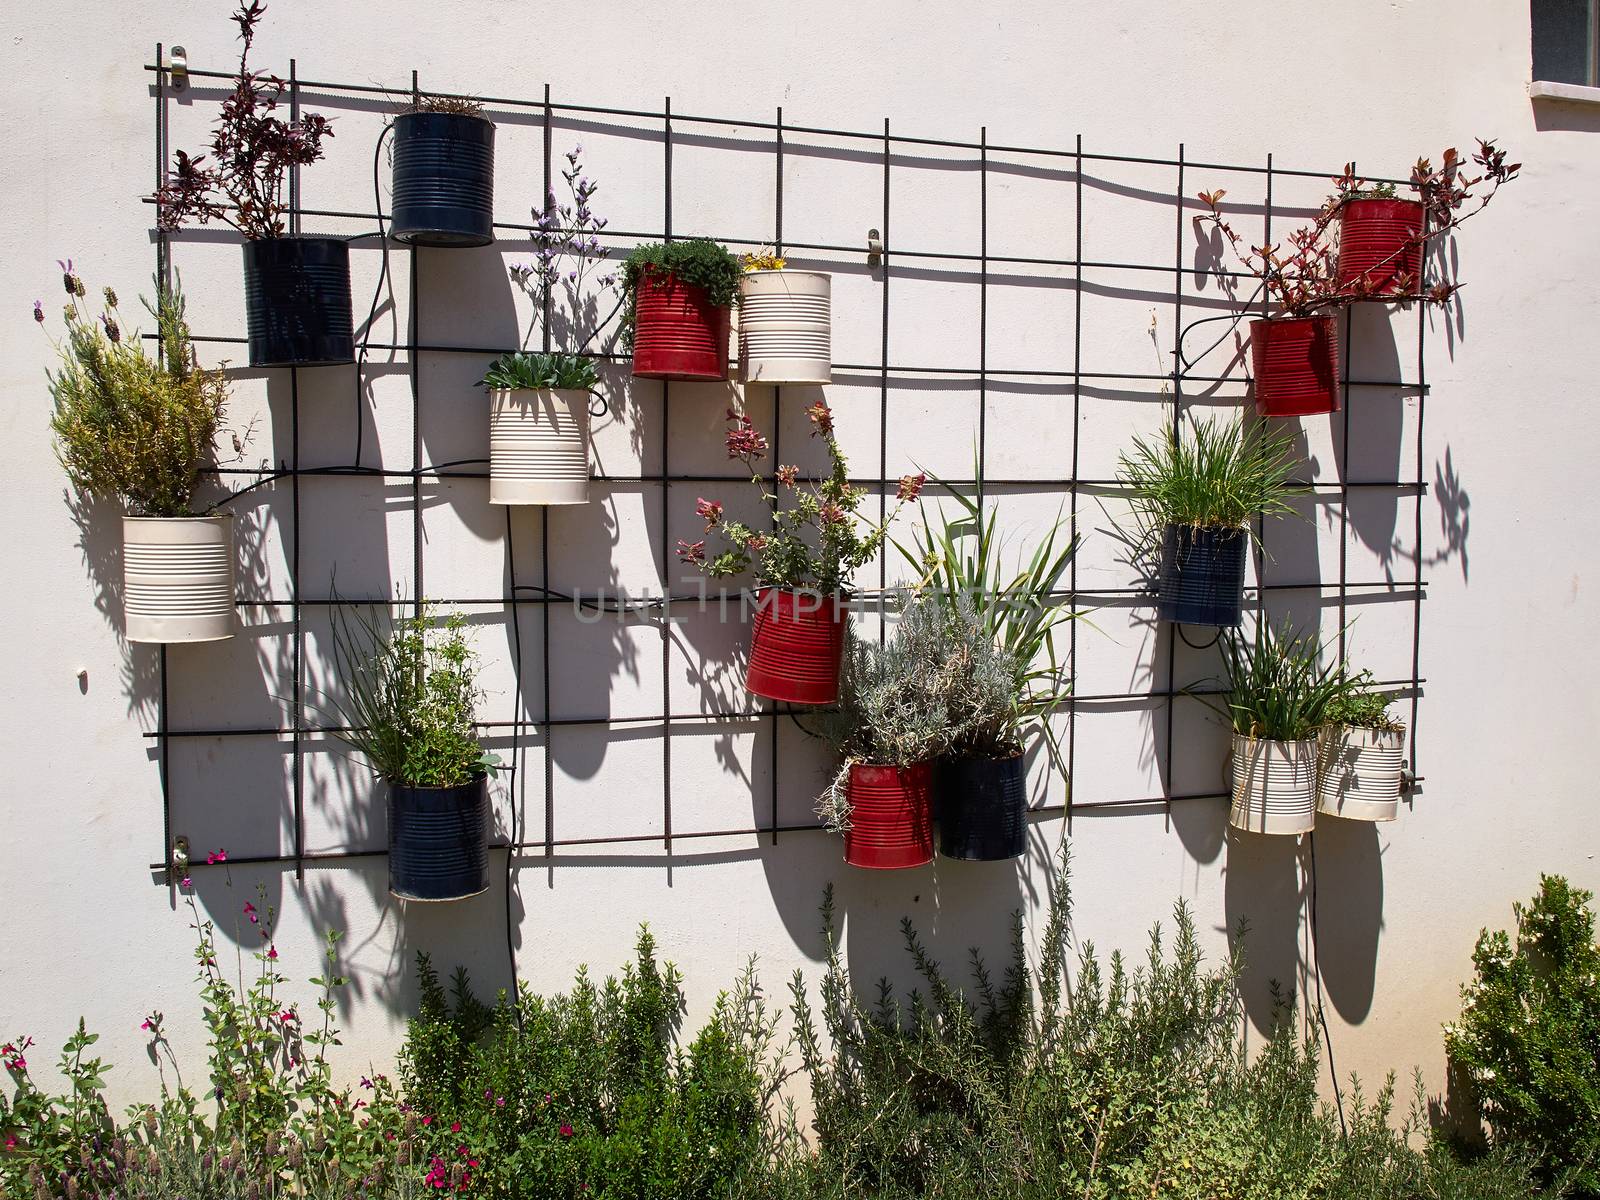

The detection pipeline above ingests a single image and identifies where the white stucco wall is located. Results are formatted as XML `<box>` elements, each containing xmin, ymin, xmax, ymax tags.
<box><xmin>2</xmin><ymin>0</ymin><xmax>1597</xmax><ymax>1112</ymax></box>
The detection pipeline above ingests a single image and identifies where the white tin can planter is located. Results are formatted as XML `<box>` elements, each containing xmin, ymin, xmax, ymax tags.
<box><xmin>1316</xmin><ymin>725</ymin><xmax>1404</xmax><ymax>821</ymax></box>
<box><xmin>1229</xmin><ymin>733</ymin><xmax>1317</xmax><ymax>835</ymax></box>
<box><xmin>738</xmin><ymin>270</ymin><xmax>831</xmax><ymax>384</ymax></box>
<box><xmin>488</xmin><ymin>388</ymin><xmax>591</xmax><ymax>506</ymax></box>
<box><xmin>122</xmin><ymin>514</ymin><xmax>236</xmax><ymax>644</ymax></box>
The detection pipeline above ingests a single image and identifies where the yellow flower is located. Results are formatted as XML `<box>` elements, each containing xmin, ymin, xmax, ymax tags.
<box><xmin>740</xmin><ymin>249</ymin><xmax>786</xmax><ymax>272</ymax></box>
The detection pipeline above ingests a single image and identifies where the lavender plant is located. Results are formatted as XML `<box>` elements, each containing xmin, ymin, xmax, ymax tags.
<box><xmin>495</xmin><ymin>144</ymin><xmax>618</xmax><ymax>387</ymax></box>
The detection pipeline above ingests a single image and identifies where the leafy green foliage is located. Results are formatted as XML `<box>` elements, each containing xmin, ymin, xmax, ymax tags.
<box><xmin>478</xmin><ymin>351</ymin><xmax>599</xmax><ymax>391</ymax></box>
<box><xmin>1446</xmin><ymin>875</ymin><xmax>1600</xmax><ymax>1192</ymax></box>
<box><xmin>43</xmin><ymin>270</ymin><xmax>232</xmax><ymax>517</ymax></box>
<box><xmin>319</xmin><ymin>604</ymin><xmax>497</xmax><ymax>788</ymax></box>
<box><xmin>619</xmin><ymin>238</ymin><xmax>742</xmax><ymax>341</ymax></box>
<box><xmin>895</xmin><ymin>475</ymin><xmax>1078</xmax><ymax>762</ymax></box>
<box><xmin>781</xmin><ymin>845</ymin><xmax>1551</xmax><ymax>1200</ymax></box>
<box><xmin>1326</xmin><ymin>668</ymin><xmax>1405</xmax><ymax>732</ymax></box>
<box><xmin>1218</xmin><ymin>618</ymin><xmax>1344</xmax><ymax>741</ymax></box>
<box><xmin>1117</xmin><ymin>412</ymin><xmax>1300</xmax><ymax>542</ymax></box>
<box><xmin>395</xmin><ymin>928</ymin><xmax>795</xmax><ymax>1199</ymax></box>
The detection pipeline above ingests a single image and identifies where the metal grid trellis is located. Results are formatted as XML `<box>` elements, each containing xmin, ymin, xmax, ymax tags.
<box><xmin>143</xmin><ymin>51</ymin><xmax>1429</xmax><ymax>881</ymax></box>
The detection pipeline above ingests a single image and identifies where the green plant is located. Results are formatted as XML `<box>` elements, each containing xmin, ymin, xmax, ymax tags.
<box><xmin>400</xmin><ymin>92</ymin><xmax>485</xmax><ymax>116</ymax></box>
<box><xmin>895</xmin><ymin>472</ymin><xmax>1079</xmax><ymax>761</ymax></box>
<box><xmin>1446</xmin><ymin>875</ymin><xmax>1600</xmax><ymax>1193</ymax></box>
<box><xmin>620</xmin><ymin>238</ymin><xmax>742</xmax><ymax>342</ymax></box>
<box><xmin>319</xmin><ymin>603</ymin><xmax>499</xmax><ymax>788</ymax></box>
<box><xmin>1216</xmin><ymin>618</ymin><xmax>1344</xmax><ymax>741</ymax></box>
<box><xmin>478</xmin><ymin>351</ymin><xmax>599</xmax><ymax>392</ymax></box>
<box><xmin>1326</xmin><ymin>668</ymin><xmax>1405</xmax><ymax>733</ymax></box>
<box><xmin>680</xmin><ymin>404</ymin><xmax>920</xmax><ymax>594</ymax></box>
<box><xmin>1117</xmin><ymin>412</ymin><xmax>1300</xmax><ymax>548</ymax></box>
<box><xmin>41</xmin><ymin>266</ymin><xmax>232</xmax><ymax>517</ymax></box>
<box><xmin>396</xmin><ymin>929</ymin><xmax>795</xmax><ymax>1199</ymax></box>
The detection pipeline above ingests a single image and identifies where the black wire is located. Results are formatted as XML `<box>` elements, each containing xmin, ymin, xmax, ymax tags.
<box><xmin>1307</xmin><ymin>831</ymin><xmax>1348</xmax><ymax>1137</ymax></box>
<box><xmin>1175</xmin><ymin>624</ymin><xmax>1223</xmax><ymax>651</ymax></box>
<box><xmin>503</xmin><ymin>506</ymin><xmax>523</xmax><ymax>1010</ymax></box>
<box><xmin>355</xmin><ymin>120</ymin><xmax>397</xmax><ymax>470</ymax></box>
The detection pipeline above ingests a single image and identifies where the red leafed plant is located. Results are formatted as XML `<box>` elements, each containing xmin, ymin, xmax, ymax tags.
<box><xmin>152</xmin><ymin>2</ymin><xmax>334</xmax><ymax>240</ymax></box>
<box><xmin>1196</xmin><ymin>139</ymin><xmax>1519</xmax><ymax>317</ymax></box>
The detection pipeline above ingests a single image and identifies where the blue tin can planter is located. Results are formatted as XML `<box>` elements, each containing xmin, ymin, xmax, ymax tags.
<box><xmin>241</xmin><ymin>236</ymin><xmax>354</xmax><ymax>367</ymax></box>
<box><xmin>1155</xmin><ymin>524</ymin><xmax>1247</xmax><ymax>628</ymax></box>
<box><xmin>389</xmin><ymin>111</ymin><xmax>496</xmax><ymax>248</ymax></box>
<box><xmin>388</xmin><ymin>774</ymin><xmax>491</xmax><ymax>902</ymax></box>
<box><xmin>937</xmin><ymin>753</ymin><xmax>1028</xmax><ymax>862</ymax></box>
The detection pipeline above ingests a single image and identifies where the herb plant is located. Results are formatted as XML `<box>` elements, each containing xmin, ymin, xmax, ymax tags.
<box><xmin>922</xmin><ymin>592</ymin><xmax>1028</xmax><ymax>760</ymax></box>
<box><xmin>741</xmin><ymin>248</ymin><xmax>787</xmax><ymax>272</ymax></box>
<box><xmin>1117</xmin><ymin>412</ymin><xmax>1300</xmax><ymax>545</ymax></box>
<box><xmin>1217</xmin><ymin>619</ymin><xmax>1344</xmax><ymax>742</ymax></box>
<box><xmin>400</xmin><ymin>92</ymin><xmax>485</xmax><ymax>117</ymax></box>
<box><xmin>813</xmin><ymin>592</ymin><xmax>956</xmax><ymax>832</ymax></box>
<box><xmin>1326</xmin><ymin>668</ymin><xmax>1405</xmax><ymax>733</ymax></box>
<box><xmin>896</xmin><ymin>474</ymin><xmax>1078</xmax><ymax>759</ymax></box>
<box><xmin>1445</xmin><ymin>875</ymin><xmax>1600</xmax><ymax>1194</ymax></box>
<box><xmin>320</xmin><ymin>604</ymin><xmax>498</xmax><ymax>788</ymax></box>
<box><xmin>478</xmin><ymin>352</ymin><xmax>599</xmax><ymax>392</ymax></box>
<box><xmin>41</xmin><ymin>266</ymin><xmax>232</xmax><ymax>518</ymax></box>
<box><xmin>510</xmin><ymin>144</ymin><xmax>617</xmax><ymax>352</ymax></box>
<box><xmin>680</xmin><ymin>404</ymin><xmax>920</xmax><ymax>594</ymax></box>
<box><xmin>153</xmin><ymin>2</ymin><xmax>335</xmax><ymax>240</ymax></box>
<box><xmin>1196</xmin><ymin>139</ymin><xmax>1519</xmax><ymax>315</ymax></box>
<box><xmin>620</xmin><ymin>238</ymin><xmax>743</xmax><ymax>341</ymax></box>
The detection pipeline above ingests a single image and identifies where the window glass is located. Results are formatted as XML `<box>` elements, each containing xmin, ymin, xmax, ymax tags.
<box><xmin>1533</xmin><ymin>0</ymin><xmax>1595</xmax><ymax>84</ymax></box>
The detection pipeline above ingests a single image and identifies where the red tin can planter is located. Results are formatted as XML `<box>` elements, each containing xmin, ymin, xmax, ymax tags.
<box><xmin>1250</xmin><ymin>316</ymin><xmax>1340</xmax><ymax>417</ymax></box>
<box><xmin>631</xmin><ymin>268</ymin><xmax>731</xmax><ymax>381</ymax></box>
<box><xmin>844</xmin><ymin>762</ymin><xmax>934</xmax><ymax>870</ymax></box>
<box><xmin>745</xmin><ymin>587</ymin><xmax>847</xmax><ymax>705</ymax></box>
<box><xmin>1336</xmin><ymin>198</ymin><xmax>1424</xmax><ymax>297</ymax></box>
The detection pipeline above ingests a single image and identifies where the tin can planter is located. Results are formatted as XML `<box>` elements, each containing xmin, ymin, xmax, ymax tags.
<box><xmin>122</xmin><ymin>515</ymin><xmax>236</xmax><ymax>644</ymax></box>
<box><xmin>388</xmin><ymin>774</ymin><xmax>491</xmax><ymax>902</ymax></box>
<box><xmin>1250</xmin><ymin>315</ymin><xmax>1339</xmax><ymax>417</ymax></box>
<box><xmin>390</xmin><ymin>110</ymin><xmax>496</xmax><ymax>248</ymax></box>
<box><xmin>738</xmin><ymin>269</ymin><xmax>831</xmax><ymax>384</ymax></box>
<box><xmin>488</xmin><ymin>388</ymin><xmax>591</xmax><ymax>505</ymax></box>
<box><xmin>1156</xmin><ymin>524</ymin><xmax>1246</xmax><ymax>628</ymax></box>
<box><xmin>631</xmin><ymin>268</ymin><xmax>731</xmax><ymax>381</ymax></box>
<box><xmin>844</xmin><ymin>762</ymin><xmax>934</xmax><ymax>870</ymax></box>
<box><xmin>1229</xmin><ymin>734</ymin><xmax>1318</xmax><ymax>836</ymax></box>
<box><xmin>1336</xmin><ymin>198</ymin><xmax>1424</xmax><ymax>297</ymax></box>
<box><xmin>937</xmin><ymin>753</ymin><xmax>1027</xmax><ymax>861</ymax></box>
<box><xmin>745</xmin><ymin>587</ymin><xmax>847</xmax><ymax>705</ymax></box>
<box><xmin>1316</xmin><ymin>725</ymin><xmax>1405</xmax><ymax>822</ymax></box>
<box><xmin>242</xmin><ymin>237</ymin><xmax>355</xmax><ymax>368</ymax></box>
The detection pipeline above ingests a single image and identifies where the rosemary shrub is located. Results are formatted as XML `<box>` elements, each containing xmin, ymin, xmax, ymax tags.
<box><xmin>321</xmin><ymin>604</ymin><xmax>498</xmax><ymax>788</ymax></box>
<box><xmin>1117</xmin><ymin>412</ymin><xmax>1300</xmax><ymax>544</ymax></box>
<box><xmin>42</xmin><ymin>269</ymin><xmax>230</xmax><ymax>518</ymax></box>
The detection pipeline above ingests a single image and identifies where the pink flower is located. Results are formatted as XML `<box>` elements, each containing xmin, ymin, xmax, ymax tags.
<box><xmin>775</xmin><ymin>464</ymin><xmax>799</xmax><ymax>488</ymax></box>
<box><xmin>140</xmin><ymin>1019</ymin><xmax>153</xmax><ymax>1032</ymax></box>
<box><xmin>694</xmin><ymin>497</ymin><xmax>723</xmax><ymax>530</ymax></box>
<box><xmin>206</xmin><ymin>848</ymin><xmax>227</xmax><ymax>866</ymax></box>
<box><xmin>4</xmin><ymin>1134</ymin><xmax>15</xmax><ymax>1151</ymax></box>
<box><xmin>266</xmin><ymin>945</ymin><xmax>278</xmax><ymax>960</ymax></box>
<box><xmin>450</xmin><ymin>1122</ymin><xmax>461</xmax><ymax>1133</ymax></box>
<box><xmin>180</xmin><ymin>876</ymin><xmax>192</xmax><ymax>890</ymax></box>
<box><xmin>281</xmin><ymin>1011</ymin><xmax>297</xmax><ymax>1024</ymax></box>
<box><xmin>496</xmin><ymin>1096</ymin><xmax>506</xmax><ymax>1108</ymax></box>
<box><xmin>819</xmin><ymin>502</ymin><xmax>846</xmax><ymax>526</ymax></box>
<box><xmin>244</xmin><ymin>901</ymin><xmax>258</xmax><ymax>924</ymax></box>
<box><xmin>805</xmin><ymin>401</ymin><xmax>834</xmax><ymax>437</ymax></box>
<box><xmin>676</xmin><ymin>539</ymin><xmax>706</xmax><ymax>566</ymax></box>
<box><xmin>745</xmin><ymin>534</ymin><xmax>767</xmax><ymax>552</ymax></box>
<box><xmin>559</xmin><ymin>1122</ymin><xmax>574</xmax><ymax>1138</ymax></box>
<box><xmin>896</xmin><ymin>472</ymin><xmax>926</xmax><ymax>502</ymax></box>
<box><xmin>724</xmin><ymin>409</ymin><xmax>769</xmax><ymax>460</ymax></box>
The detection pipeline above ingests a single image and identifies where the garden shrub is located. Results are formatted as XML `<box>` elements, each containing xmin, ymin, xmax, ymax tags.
<box><xmin>1446</xmin><ymin>874</ymin><xmax>1600</xmax><ymax>1193</ymax></box>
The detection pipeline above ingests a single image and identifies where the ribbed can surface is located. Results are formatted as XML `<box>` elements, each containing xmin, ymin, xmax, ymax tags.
<box><xmin>390</xmin><ymin>111</ymin><xmax>496</xmax><ymax>248</ymax></box>
<box><xmin>1249</xmin><ymin>316</ymin><xmax>1339</xmax><ymax>417</ymax></box>
<box><xmin>242</xmin><ymin>237</ymin><xmax>354</xmax><ymax>367</ymax></box>
<box><xmin>937</xmin><ymin>753</ymin><xmax>1027</xmax><ymax>861</ymax></box>
<box><xmin>1335</xmin><ymin>199</ymin><xmax>1424</xmax><ymax>296</ymax></box>
<box><xmin>844</xmin><ymin>762</ymin><xmax>934</xmax><ymax>870</ymax></box>
<box><xmin>488</xmin><ymin>388</ymin><xmax>591</xmax><ymax>506</ymax></box>
<box><xmin>388</xmin><ymin>775</ymin><xmax>491</xmax><ymax>902</ymax></box>
<box><xmin>1229</xmin><ymin>735</ymin><xmax>1318</xmax><ymax>835</ymax></box>
<box><xmin>1156</xmin><ymin>524</ymin><xmax>1247</xmax><ymax>628</ymax></box>
<box><xmin>631</xmin><ymin>269</ymin><xmax>731</xmax><ymax>380</ymax></box>
<box><xmin>745</xmin><ymin>588</ymin><xmax>847</xmax><ymax>705</ymax></box>
<box><xmin>738</xmin><ymin>270</ymin><xmax>832</xmax><ymax>383</ymax></box>
<box><xmin>1316</xmin><ymin>725</ymin><xmax>1404</xmax><ymax>821</ymax></box>
<box><xmin>122</xmin><ymin>515</ymin><xmax>236</xmax><ymax>644</ymax></box>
